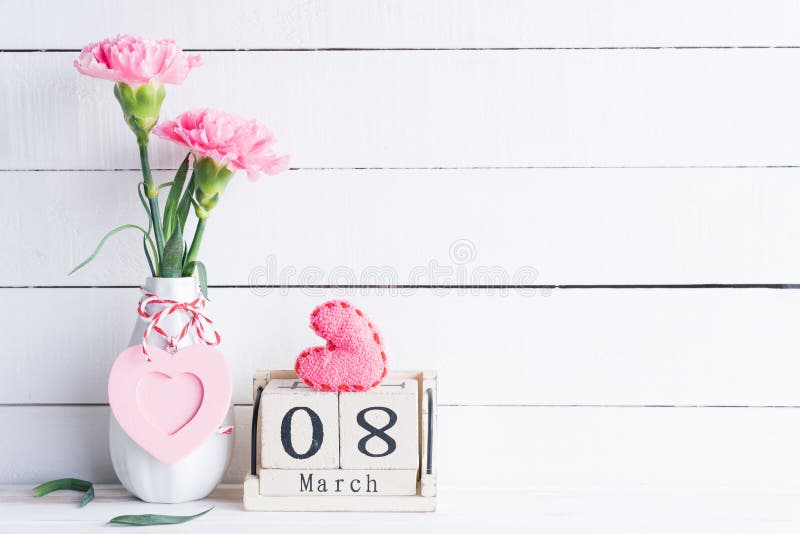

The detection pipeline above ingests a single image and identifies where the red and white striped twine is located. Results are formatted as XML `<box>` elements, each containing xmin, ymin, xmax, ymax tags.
<box><xmin>137</xmin><ymin>288</ymin><xmax>221</xmax><ymax>361</ymax></box>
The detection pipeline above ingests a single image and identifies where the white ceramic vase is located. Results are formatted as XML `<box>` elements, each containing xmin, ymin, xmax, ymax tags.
<box><xmin>109</xmin><ymin>276</ymin><xmax>234</xmax><ymax>503</ymax></box>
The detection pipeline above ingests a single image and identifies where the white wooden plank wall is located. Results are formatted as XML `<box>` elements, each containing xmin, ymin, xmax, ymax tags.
<box><xmin>3</xmin><ymin>0</ymin><xmax>800</xmax><ymax>49</ymax></box>
<box><xmin>6</xmin><ymin>169</ymin><xmax>800</xmax><ymax>286</ymax></box>
<box><xmin>5</xmin><ymin>50</ymin><xmax>800</xmax><ymax>169</ymax></box>
<box><xmin>1</xmin><ymin>0</ymin><xmax>799</xmax><ymax>491</ymax></box>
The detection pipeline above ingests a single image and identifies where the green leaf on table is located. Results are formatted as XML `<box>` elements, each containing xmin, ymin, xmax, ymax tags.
<box><xmin>108</xmin><ymin>506</ymin><xmax>213</xmax><ymax>526</ymax></box>
<box><xmin>80</xmin><ymin>484</ymin><xmax>95</xmax><ymax>507</ymax></box>
<box><xmin>163</xmin><ymin>153</ymin><xmax>191</xmax><ymax>239</ymax></box>
<box><xmin>32</xmin><ymin>478</ymin><xmax>95</xmax><ymax>508</ymax></box>
<box><xmin>68</xmin><ymin>224</ymin><xmax>157</xmax><ymax>276</ymax></box>
<box><xmin>160</xmin><ymin>223</ymin><xmax>185</xmax><ymax>278</ymax></box>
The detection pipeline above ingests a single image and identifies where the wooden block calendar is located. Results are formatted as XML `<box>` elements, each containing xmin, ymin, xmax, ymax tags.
<box><xmin>260</xmin><ymin>379</ymin><xmax>340</xmax><ymax>469</ymax></box>
<box><xmin>244</xmin><ymin>370</ymin><xmax>437</xmax><ymax>512</ymax></box>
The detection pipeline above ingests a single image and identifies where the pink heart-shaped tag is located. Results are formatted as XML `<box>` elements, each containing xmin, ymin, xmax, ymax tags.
<box><xmin>295</xmin><ymin>300</ymin><xmax>387</xmax><ymax>392</ymax></box>
<box><xmin>137</xmin><ymin>372</ymin><xmax>204</xmax><ymax>435</ymax></box>
<box><xmin>108</xmin><ymin>344</ymin><xmax>232</xmax><ymax>464</ymax></box>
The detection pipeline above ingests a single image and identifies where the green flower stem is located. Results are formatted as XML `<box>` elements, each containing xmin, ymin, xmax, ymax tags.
<box><xmin>183</xmin><ymin>218</ymin><xmax>207</xmax><ymax>276</ymax></box>
<box><xmin>138</xmin><ymin>142</ymin><xmax>166</xmax><ymax>265</ymax></box>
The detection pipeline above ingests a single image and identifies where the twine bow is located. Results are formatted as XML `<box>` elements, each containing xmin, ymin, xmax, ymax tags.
<box><xmin>137</xmin><ymin>288</ymin><xmax>221</xmax><ymax>361</ymax></box>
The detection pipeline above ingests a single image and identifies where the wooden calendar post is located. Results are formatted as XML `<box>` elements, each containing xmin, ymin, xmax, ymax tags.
<box><xmin>244</xmin><ymin>370</ymin><xmax>437</xmax><ymax>512</ymax></box>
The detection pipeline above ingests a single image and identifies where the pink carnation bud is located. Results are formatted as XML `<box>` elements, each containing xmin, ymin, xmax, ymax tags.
<box><xmin>153</xmin><ymin>109</ymin><xmax>290</xmax><ymax>183</ymax></box>
<box><xmin>74</xmin><ymin>34</ymin><xmax>201</xmax><ymax>86</ymax></box>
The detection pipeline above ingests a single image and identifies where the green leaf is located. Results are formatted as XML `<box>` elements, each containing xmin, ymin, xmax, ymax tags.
<box><xmin>185</xmin><ymin>260</ymin><xmax>209</xmax><ymax>300</ymax></box>
<box><xmin>108</xmin><ymin>507</ymin><xmax>213</xmax><ymax>526</ymax></box>
<box><xmin>137</xmin><ymin>182</ymin><xmax>152</xmax><ymax>222</ymax></box>
<box><xmin>176</xmin><ymin>170</ymin><xmax>196</xmax><ymax>235</ymax></box>
<box><xmin>160</xmin><ymin>223</ymin><xmax>185</xmax><ymax>278</ymax></box>
<box><xmin>163</xmin><ymin>154</ymin><xmax>191</xmax><ymax>238</ymax></box>
<box><xmin>142</xmin><ymin>239</ymin><xmax>156</xmax><ymax>278</ymax></box>
<box><xmin>138</xmin><ymin>182</ymin><xmax>158</xmax><ymax>276</ymax></box>
<box><xmin>157</xmin><ymin>181</ymin><xmax>175</xmax><ymax>193</ymax></box>
<box><xmin>69</xmin><ymin>224</ymin><xmax>157</xmax><ymax>276</ymax></box>
<box><xmin>80</xmin><ymin>484</ymin><xmax>95</xmax><ymax>508</ymax></box>
<box><xmin>32</xmin><ymin>478</ymin><xmax>94</xmax><ymax>508</ymax></box>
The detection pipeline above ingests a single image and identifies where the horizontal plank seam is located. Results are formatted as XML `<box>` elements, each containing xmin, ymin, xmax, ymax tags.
<box><xmin>1</xmin><ymin>284</ymin><xmax>798</xmax><ymax>290</ymax></box>
<box><xmin>5</xmin><ymin>46</ymin><xmax>800</xmax><ymax>53</ymax></box>
<box><xmin>4</xmin><ymin>403</ymin><xmax>800</xmax><ymax>409</ymax></box>
<box><xmin>3</xmin><ymin>165</ymin><xmax>800</xmax><ymax>173</ymax></box>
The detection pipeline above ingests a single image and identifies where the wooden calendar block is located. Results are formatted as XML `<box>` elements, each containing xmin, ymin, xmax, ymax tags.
<box><xmin>260</xmin><ymin>379</ymin><xmax>339</xmax><ymax>468</ymax></box>
<box><xmin>338</xmin><ymin>379</ymin><xmax>419</xmax><ymax>469</ymax></box>
<box><xmin>245</xmin><ymin>370</ymin><xmax>437</xmax><ymax>512</ymax></box>
<box><xmin>259</xmin><ymin>469</ymin><xmax>417</xmax><ymax>496</ymax></box>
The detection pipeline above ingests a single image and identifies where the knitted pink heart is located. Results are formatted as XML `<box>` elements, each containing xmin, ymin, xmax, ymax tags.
<box><xmin>295</xmin><ymin>300</ymin><xmax>387</xmax><ymax>392</ymax></box>
<box><xmin>108</xmin><ymin>344</ymin><xmax>232</xmax><ymax>464</ymax></box>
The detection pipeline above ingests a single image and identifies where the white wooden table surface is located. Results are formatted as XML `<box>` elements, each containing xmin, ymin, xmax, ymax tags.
<box><xmin>3</xmin><ymin>484</ymin><xmax>800</xmax><ymax>533</ymax></box>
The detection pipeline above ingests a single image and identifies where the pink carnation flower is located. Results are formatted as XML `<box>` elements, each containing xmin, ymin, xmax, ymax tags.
<box><xmin>153</xmin><ymin>109</ymin><xmax>290</xmax><ymax>180</ymax></box>
<box><xmin>74</xmin><ymin>34</ymin><xmax>202</xmax><ymax>85</ymax></box>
